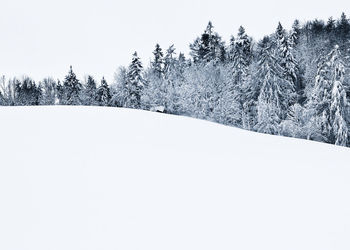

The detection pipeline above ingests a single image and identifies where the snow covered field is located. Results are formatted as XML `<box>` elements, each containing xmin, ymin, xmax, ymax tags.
<box><xmin>0</xmin><ymin>106</ymin><xmax>349</xmax><ymax>250</ymax></box>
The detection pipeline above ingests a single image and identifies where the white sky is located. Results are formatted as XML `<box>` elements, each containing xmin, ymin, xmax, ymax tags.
<box><xmin>0</xmin><ymin>0</ymin><xmax>349</xmax><ymax>84</ymax></box>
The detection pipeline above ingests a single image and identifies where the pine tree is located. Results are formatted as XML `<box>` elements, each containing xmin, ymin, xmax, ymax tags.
<box><xmin>126</xmin><ymin>52</ymin><xmax>143</xmax><ymax>109</ymax></box>
<box><xmin>276</xmin><ymin>22</ymin><xmax>287</xmax><ymax>49</ymax></box>
<box><xmin>336</xmin><ymin>12</ymin><xmax>350</xmax><ymax>43</ymax></box>
<box><xmin>331</xmin><ymin>80</ymin><xmax>348</xmax><ymax>146</ymax></box>
<box><xmin>190</xmin><ymin>21</ymin><xmax>225</xmax><ymax>63</ymax></box>
<box><xmin>177</xmin><ymin>52</ymin><xmax>187</xmax><ymax>76</ymax></box>
<box><xmin>229</xmin><ymin>26</ymin><xmax>253</xmax><ymax>128</ymax></box>
<box><xmin>56</xmin><ymin>80</ymin><xmax>63</xmax><ymax>104</ymax></box>
<box><xmin>96</xmin><ymin>77</ymin><xmax>111</xmax><ymax>106</ymax></box>
<box><xmin>163</xmin><ymin>45</ymin><xmax>176</xmax><ymax>77</ymax></box>
<box><xmin>329</xmin><ymin>45</ymin><xmax>348</xmax><ymax>146</ymax></box>
<box><xmin>255</xmin><ymin>36</ymin><xmax>293</xmax><ymax>135</ymax></box>
<box><xmin>61</xmin><ymin>66</ymin><xmax>82</xmax><ymax>105</ymax></box>
<box><xmin>228</xmin><ymin>35</ymin><xmax>235</xmax><ymax>60</ymax></box>
<box><xmin>275</xmin><ymin>22</ymin><xmax>298</xmax><ymax>94</ymax></box>
<box><xmin>307</xmin><ymin>45</ymin><xmax>348</xmax><ymax>144</ymax></box>
<box><xmin>290</xmin><ymin>19</ymin><xmax>301</xmax><ymax>46</ymax></box>
<box><xmin>326</xmin><ymin>17</ymin><xmax>337</xmax><ymax>47</ymax></box>
<box><xmin>326</xmin><ymin>17</ymin><xmax>336</xmax><ymax>33</ymax></box>
<box><xmin>83</xmin><ymin>75</ymin><xmax>97</xmax><ymax>105</ymax></box>
<box><xmin>190</xmin><ymin>22</ymin><xmax>212</xmax><ymax>63</ymax></box>
<box><xmin>151</xmin><ymin>44</ymin><xmax>164</xmax><ymax>78</ymax></box>
<box><xmin>307</xmin><ymin>56</ymin><xmax>332</xmax><ymax>141</ymax></box>
<box><xmin>231</xmin><ymin>26</ymin><xmax>252</xmax><ymax>69</ymax></box>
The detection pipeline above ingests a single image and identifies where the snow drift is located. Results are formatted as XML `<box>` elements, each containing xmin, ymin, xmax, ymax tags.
<box><xmin>0</xmin><ymin>106</ymin><xmax>349</xmax><ymax>250</ymax></box>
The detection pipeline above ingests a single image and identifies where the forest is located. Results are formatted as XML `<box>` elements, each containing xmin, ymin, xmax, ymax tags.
<box><xmin>1</xmin><ymin>13</ymin><xmax>350</xmax><ymax>147</ymax></box>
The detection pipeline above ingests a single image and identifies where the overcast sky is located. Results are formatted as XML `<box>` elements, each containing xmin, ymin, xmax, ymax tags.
<box><xmin>0</xmin><ymin>0</ymin><xmax>349</xmax><ymax>83</ymax></box>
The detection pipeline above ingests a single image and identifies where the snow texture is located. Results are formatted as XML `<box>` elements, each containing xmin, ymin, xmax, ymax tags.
<box><xmin>0</xmin><ymin>106</ymin><xmax>349</xmax><ymax>250</ymax></box>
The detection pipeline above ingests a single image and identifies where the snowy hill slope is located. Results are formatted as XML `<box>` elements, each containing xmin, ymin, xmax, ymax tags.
<box><xmin>0</xmin><ymin>106</ymin><xmax>349</xmax><ymax>250</ymax></box>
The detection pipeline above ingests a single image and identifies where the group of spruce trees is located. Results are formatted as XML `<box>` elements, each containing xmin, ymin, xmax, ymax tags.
<box><xmin>1</xmin><ymin>13</ymin><xmax>350</xmax><ymax>147</ymax></box>
<box><xmin>0</xmin><ymin>68</ymin><xmax>111</xmax><ymax>106</ymax></box>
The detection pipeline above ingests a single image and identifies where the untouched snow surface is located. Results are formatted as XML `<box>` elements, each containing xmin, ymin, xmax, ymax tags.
<box><xmin>0</xmin><ymin>106</ymin><xmax>350</xmax><ymax>250</ymax></box>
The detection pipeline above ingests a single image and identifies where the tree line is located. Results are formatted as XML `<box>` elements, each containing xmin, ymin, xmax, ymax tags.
<box><xmin>1</xmin><ymin>13</ymin><xmax>350</xmax><ymax>147</ymax></box>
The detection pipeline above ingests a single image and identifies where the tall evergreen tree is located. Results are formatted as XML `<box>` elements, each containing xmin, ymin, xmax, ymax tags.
<box><xmin>276</xmin><ymin>22</ymin><xmax>299</xmax><ymax>94</ymax></box>
<box><xmin>177</xmin><ymin>52</ymin><xmax>188</xmax><ymax>74</ymax></box>
<box><xmin>326</xmin><ymin>17</ymin><xmax>337</xmax><ymax>47</ymax></box>
<box><xmin>329</xmin><ymin>45</ymin><xmax>348</xmax><ymax>146</ymax></box>
<box><xmin>290</xmin><ymin>19</ymin><xmax>301</xmax><ymax>46</ymax></box>
<box><xmin>163</xmin><ymin>45</ymin><xmax>177</xmax><ymax>77</ymax></box>
<box><xmin>307</xmin><ymin>56</ymin><xmax>333</xmax><ymax>141</ymax></box>
<box><xmin>229</xmin><ymin>26</ymin><xmax>253</xmax><ymax>128</ymax></box>
<box><xmin>151</xmin><ymin>44</ymin><xmax>164</xmax><ymax>78</ymax></box>
<box><xmin>336</xmin><ymin>12</ymin><xmax>350</xmax><ymax>44</ymax></box>
<box><xmin>83</xmin><ymin>75</ymin><xmax>97</xmax><ymax>105</ymax></box>
<box><xmin>190</xmin><ymin>21</ymin><xmax>225</xmax><ymax>63</ymax></box>
<box><xmin>255</xmin><ymin>37</ymin><xmax>294</xmax><ymax>134</ymax></box>
<box><xmin>126</xmin><ymin>52</ymin><xmax>144</xmax><ymax>108</ymax></box>
<box><xmin>96</xmin><ymin>77</ymin><xmax>111</xmax><ymax>106</ymax></box>
<box><xmin>307</xmin><ymin>45</ymin><xmax>348</xmax><ymax>144</ymax></box>
<box><xmin>56</xmin><ymin>79</ymin><xmax>63</xmax><ymax>104</ymax></box>
<box><xmin>326</xmin><ymin>17</ymin><xmax>336</xmax><ymax>33</ymax></box>
<box><xmin>61</xmin><ymin>66</ymin><xmax>82</xmax><ymax>105</ymax></box>
<box><xmin>231</xmin><ymin>26</ymin><xmax>252</xmax><ymax>69</ymax></box>
<box><xmin>331</xmin><ymin>80</ymin><xmax>348</xmax><ymax>146</ymax></box>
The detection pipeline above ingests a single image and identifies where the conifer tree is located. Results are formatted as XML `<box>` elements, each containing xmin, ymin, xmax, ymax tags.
<box><xmin>228</xmin><ymin>35</ymin><xmax>235</xmax><ymax>60</ymax></box>
<box><xmin>290</xmin><ymin>20</ymin><xmax>301</xmax><ymax>46</ymax></box>
<box><xmin>326</xmin><ymin>17</ymin><xmax>337</xmax><ymax>47</ymax></box>
<box><xmin>331</xmin><ymin>79</ymin><xmax>348</xmax><ymax>146</ymax></box>
<box><xmin>151</xmin><ymin>44</ymin><xmax>164</xmax><ymax>78</ymax></box>
<box><xmin>231</xmin><ymin>26</ymin><xmax>252</xmax><ymax>70</ymax></box>
<box><xmin>190</xmin><ymin>21</ymin><xmax>225</xmax><ymax>63</ymax></box>
<box><xmin>307</xmin><ymin>56</ymin><xmax>333</xmax><ymax>141</ymax></box>
<box><xmin>96</xmin><ymin>77</ymin><xmax>111</xmax><ymax>106</ymax></box>
<box><xmin>61</xmin><ymin>66</ymin><xmax>82</xmax><ymax>105</ymax></box>
<box><xmin>177</xmin><ymin>52</ymin><xmax>187</xmax><ymax>75</ymax></box>
<box><xmin>276</xmin><ymin>22</ymin><xmax>299</xmax><ymax>93</ymax></box>
<box><xmin>164</xmin><ymin>45</ymin><xmax>177</xmax><ymax>77</ymax></box>
<box><xmin>56</xmin><ymin>80</ymin><xmax>63</xmax><ymax>104</ymax></box>
<box><xmin>126</xmin><ymin>52</ymin><xmax>143</xmax><ymax>108</ymax></box>
<box><xmin>329</xmin><ymin>45</ymin><xmax>348</xmax><ymax>146</ymax></box>
<box><xmin>83</xmin><ymin>75</ymin><xmax>97</xmax><ymax>105</ymax></box>
<box><xmin>336</xmin><ymin>12</ymin><xmax>350</xmax><ymax>44</ymax></box>
<box><xmin>255</xmin><ymin>37</ymin><xmax>294</xmax><ymax>134</ymax></box>
<box><xmin>326</xmin><ymin>17</ymin><xmax>336</xmax><ymax>33</ymax></box>
<box><xmin>229</xmin><ymin>26</ymin><xmax>253</xmax><ymax>128</ymax></box>
<box><xmin>307</xmin><ymin>45</ymin><xmax>348</xmax><ymax>144</ymax></box>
